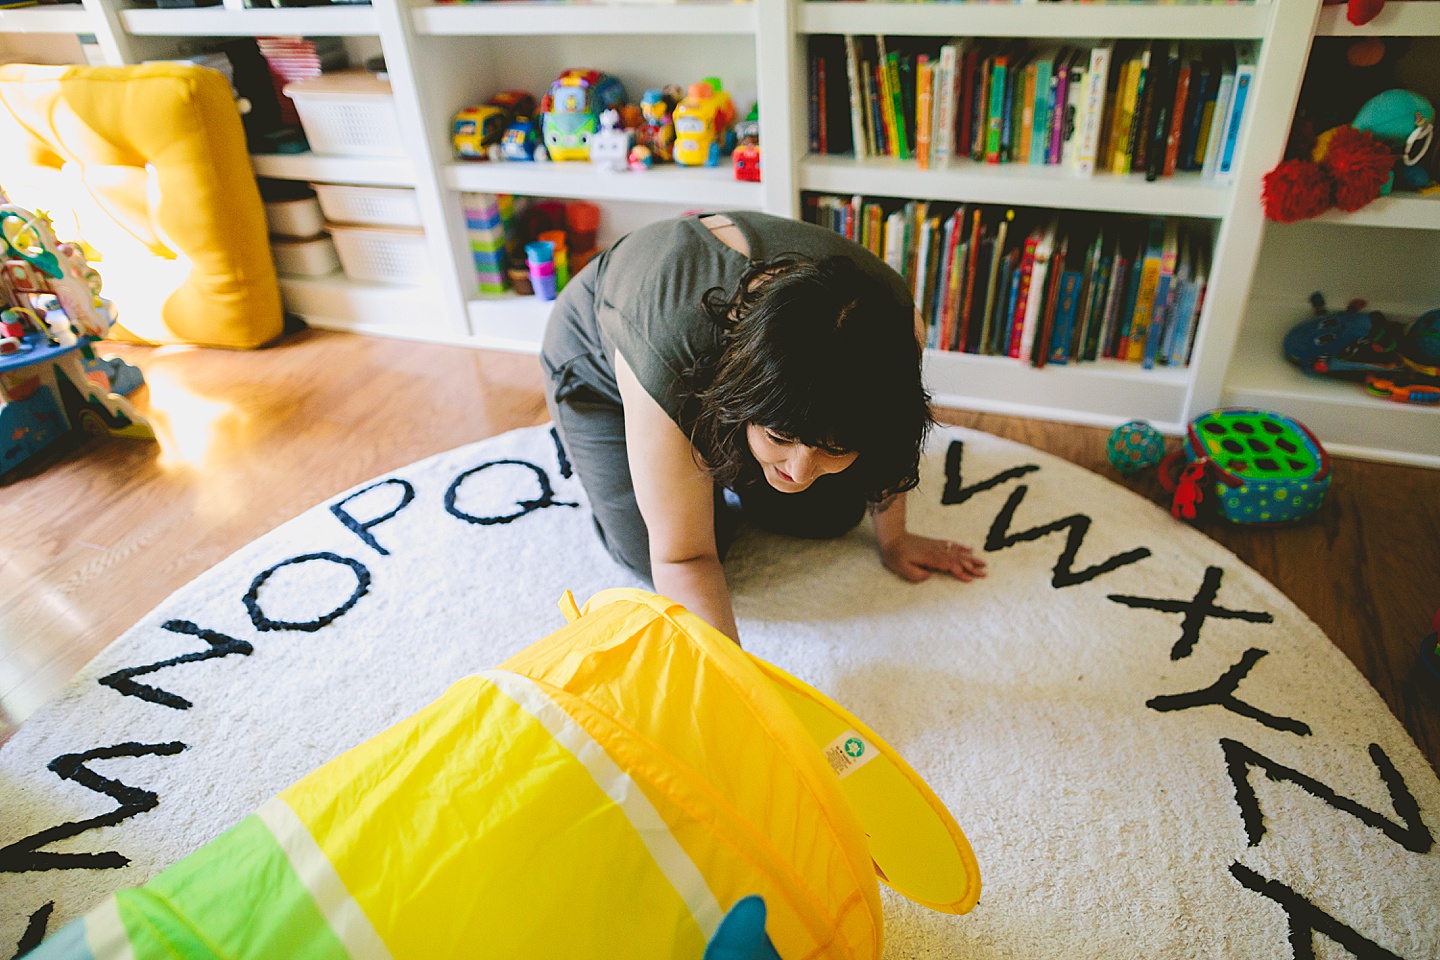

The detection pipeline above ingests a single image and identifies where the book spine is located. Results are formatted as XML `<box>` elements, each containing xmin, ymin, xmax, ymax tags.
<box><xmin>1049</xmin><ymin>271</ymin><xmax>1082</xmax><ymax>365</ymax></box>
<box><xmin>887</xmin><ymin>52</ymin><xmax>911</xmax><ymax>160</ymax></box>
<box><xmin>1164</xmin><ymin>74</ymin><xmax>1190</xmax><ymax>177</ymax></box>
<box><xmin>1031</xmin><ymin>57</ymin><xmax>1053</xmax><ymax>165</ymax></box>
<box><xmin>1123</xmin><ymin>50</ymin><xmax>1151</xmax><ymax>175</ymax></box>
<box><xmin>1218</xmin><ymin>65</ymin><xmax>1254</xmax><ymax>177</ymax></box>
<box><xmin>844</xmin><ymin>35</ymin><xmax>867</xmax><ymax>160</ymax></box>
<box><xmin>1009</xmin><ymin>236</ymin><xmax>1039</xmax><ymax>358</ymax></box>
<box><xmin>1201</xmin><ymin>68</ymin><xmax>1235</xmax><ymax>178</ymax></box>
<box><xmin>1048</xmin><ymin>55</ymin><xmax>1069</xmax><ymax>165</ymax></box>
<box><xmin>1075</xmin><ymin>44</ymin><xmax>1111</xmax><ymax>176</ymax></box>
<box><xmin>934</xmin><ymin>44</ymin><xmax>959</xmax><ymax>166</ymax></box>
<box><xmin>958</xmin><ymin>208</ymin><xmax>983</xmax><ymax>351</ymax></box>
<box><xmin>916</xmin><ymin>55</ymin><xmax>934</xmax><ymax>170</ymax></box>
<box><xmin>1125</xmin><ymin>247</ymin><xmax>1163</xmax><ymax>362</ymax></box>
<box><xmin>986</xmin><ymin>56</ymin><xmax>1008</xmax><ymax>163</ymax></box>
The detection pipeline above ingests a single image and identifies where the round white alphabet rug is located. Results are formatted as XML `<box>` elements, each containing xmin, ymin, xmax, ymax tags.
<box><xmin>1</xmin><ymin>425</ymin><xmax>1436</xmax><ymax>958</ymax></box>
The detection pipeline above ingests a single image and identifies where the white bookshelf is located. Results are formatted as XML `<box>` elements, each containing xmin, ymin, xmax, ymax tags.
<box><xmin>0</xmin><ymin>4</ymin><xmax>92</xmax><ymax>34</ymax></box>
<box><xmin>21</xmin><ymin>0</ymin><xmax>1438</xmax><ymax>466</ymax></box>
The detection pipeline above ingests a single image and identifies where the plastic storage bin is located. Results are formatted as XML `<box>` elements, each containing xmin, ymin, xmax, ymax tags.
<box><xmin>328</xmin><ymin>223</ymin><xmax>433</xmax><ymax>285</ymax></box>
<box><xmin>284</xmin><ymin>71</ymin><xmax>405</xmax><ymax>158</ymax></box>
<box><xmin>264</xmin><ymin>196</ymin><xmax>326</xmax><ymax>239</ymax></box>
<box><xmin>311</xmin><ymin>183</ymin><xmax>423</xmax><ymax>228</ymax></box>
<box><xmin>272</xmin><ymin>235</ymin><xmax>342</xmax><ymax>278</ymax></box>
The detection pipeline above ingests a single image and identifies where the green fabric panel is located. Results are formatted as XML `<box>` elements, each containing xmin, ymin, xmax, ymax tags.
<box><xmin>116</xmin><ymin>813</ymin><xmax>350</xmax><ymax>960</ymax></box>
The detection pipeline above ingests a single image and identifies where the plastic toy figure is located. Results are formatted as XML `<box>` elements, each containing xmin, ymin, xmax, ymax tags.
<box><xmin>541</xmin><ymin>69</ymin><xmax>626</xmax><ymax>162</ymax></box>
<box><xmin>589</xmin><ymin>109</ymin><xmax>633</xmax><ymax>173</ymax></box>
<box><xmin>636</xmin><ymin>86</ymin><xmax>681</xmax><ymax>162</ymax></box>
<box><xmin>673</xmin><ymin>78</ymin><xmax>737</xmax><ymax>167</ymax></box>
<box><xmin>628</xmin><ymin>144</ymin><xmax>653</xmax><ymax>171</ymax></box>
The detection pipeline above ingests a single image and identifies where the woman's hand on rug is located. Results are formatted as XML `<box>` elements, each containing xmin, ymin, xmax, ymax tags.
<box><xmin>880</xmin><ymin>534</ymin><xmax>988</xmax><ymax>583</ymax></box>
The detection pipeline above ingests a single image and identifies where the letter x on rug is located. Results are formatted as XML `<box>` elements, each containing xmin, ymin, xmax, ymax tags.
<box><xmin>1</xmin><ymin>425</ymin><xmax>1436</xmax><ymax>958</ymax></box>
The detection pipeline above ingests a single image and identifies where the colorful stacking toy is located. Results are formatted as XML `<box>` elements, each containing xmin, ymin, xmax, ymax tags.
<box><xmin>28</xmin><ymin>589</ymin><xmax>979</xmax><ymax>960</ymax></box>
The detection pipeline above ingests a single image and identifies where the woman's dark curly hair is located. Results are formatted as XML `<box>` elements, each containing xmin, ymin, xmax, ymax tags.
<box><xmin>681</xmin><ymin>253</ymin><xmax>933</xmax><ymax>503</ymax></box>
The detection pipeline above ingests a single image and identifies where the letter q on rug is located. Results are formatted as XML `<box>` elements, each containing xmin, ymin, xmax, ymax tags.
<box><xmin>1</xmin><ymin>425</ymin><xmax>1436</xmax><ymax>959</ymax></box>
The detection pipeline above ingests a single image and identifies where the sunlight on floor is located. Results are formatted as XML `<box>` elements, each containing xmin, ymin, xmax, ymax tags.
<box><xmin>134</xmin><ymin>346</ymin><xmax>245</xmax><ymax>472</ymax></box>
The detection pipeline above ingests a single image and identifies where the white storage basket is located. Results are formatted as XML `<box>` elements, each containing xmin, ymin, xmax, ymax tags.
<box><xmin>284</xmin><ymin>72</ymin><xmax>405</xmax><ymax>158</ymax></box>
<box><xmin>272</xmin><ymin>234</ymin><xmax>341</xmax><ymax>278</ymax></box>
<box><xmin>265</xmin><ymin>197</ymin><xmax>326</xmax><ymax>239</ymax></box>
<box><xmin>311</xmin><ymin>183</ymin><xmax>423</xmax><ymax>228</ymax></box>
<box><xmin>328</xmin><ymin>223</ymin><xmax>434</xmax><ymax>285</ymax></box>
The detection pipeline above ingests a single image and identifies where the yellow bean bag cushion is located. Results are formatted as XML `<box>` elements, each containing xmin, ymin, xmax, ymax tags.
<box><xmin>0</xmin><ymin>63</ymin><xmax>282</xmax><ymax>348</ymax></box>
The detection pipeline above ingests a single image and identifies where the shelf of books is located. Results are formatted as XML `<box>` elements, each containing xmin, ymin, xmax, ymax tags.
<box><xmin>806</xmin><ymin>194</ymin><xmax>1211</xmax><ymax>427</ymax></box>
<box><xmin>252</xmin><ymin>152</ymin><xmax>417</xmax><ymax>188</ymax></box>
<box><xmin>805</xmin><ymin>36</ymin><xmax>1261</xmax><ymax>215</ymax></box>
<box><xmin>1223</xmin><ymin>345</ymin><xmax>1440</xmax><ymax>465</ymax></box>
<box><xmin>412</xmin><ymin>1</ymin><xmax>757</xmax><ymax>37</ymax></box>
<box><xmin>443</xmin><ymin>162</ymin><xmax>765</xmax><ymax>208</ymax></box>
<box><xmin>1315</xmin><ymin>2</ymin><xmax>1440</xmax><ymax>36</ymax></box>
<box><xmin>798</xmin><ymin>2</ymin><xmax>1272</xmax><ymax>42</ymax></box>
<box><xmin>121</xmin><ymin>5</ymin><xmax>379</xmax><ymax>36</ymax></box>
<box><xmin>0</xmin><ymin>4</ymin><xmax>92</xmax><ymax>34</ymax></box>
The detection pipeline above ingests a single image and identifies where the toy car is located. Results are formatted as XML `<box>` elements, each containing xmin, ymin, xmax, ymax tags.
<box><xmin>499</xmin><ymin>117</ymin><xmax>544</xmax><ymax>161</ymax></box>
<box><xmin>541</xmin><ymin>70</ymin><xmax>626</xmax><ymax>162</ymax></box>
<box><xmin>673</xmin><ymin>79</ymin><xmax>736</xmax><ymax>167</ymax></box>
<box><xmin>453</xmin><ymin>91</ymin><xmax>536</xmax><ymax>160</ymax></box>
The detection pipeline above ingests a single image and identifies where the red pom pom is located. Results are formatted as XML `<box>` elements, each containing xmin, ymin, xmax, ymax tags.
<box><xmin>1321</xmin><ymin>126</ymin><xmax>1395</xmax><ymax>212</ymax></box>
<box><xmin>1347</xmin><ymin>0</ymin><xmax>1385</xmax><ymax>26</ymax></box>
<box><xmin>1262</xmin><ymin>159</ymin><xmax>1332</xmax><ymax>222</ymax></box>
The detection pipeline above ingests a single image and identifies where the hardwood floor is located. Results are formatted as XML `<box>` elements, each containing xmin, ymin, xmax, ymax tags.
<box><xmin>3</xmin><ymin>329</ymin><xmax>1437</xmax><ymax>769</ymax></box>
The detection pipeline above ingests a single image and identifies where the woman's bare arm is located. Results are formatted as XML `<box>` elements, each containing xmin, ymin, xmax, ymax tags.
<box><xmin>615</xmin><ymin>351</ymin><xmax>740</xmax><ymax>642</ymax></box>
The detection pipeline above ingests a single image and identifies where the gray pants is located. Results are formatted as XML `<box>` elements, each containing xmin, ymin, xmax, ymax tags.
<box><xmin>541</xmin><ymin>261</ymin><xmax>866</xmax><ymax>581</ymax></box>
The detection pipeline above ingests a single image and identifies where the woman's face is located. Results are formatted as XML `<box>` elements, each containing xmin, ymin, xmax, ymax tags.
<box><xmin>746</xmin><ymin>424</ymin><xmax>859</xmax><ymax>493</ymax></box>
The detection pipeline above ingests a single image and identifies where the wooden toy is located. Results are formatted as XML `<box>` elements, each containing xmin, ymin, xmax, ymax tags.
<box><xmin>541</xmin><ymin>70</ymin><xmax>626</xmax><ymax>162</ymax></box>
<box><xmin>1159</xmin><ymin>408</ymin><xmax>1329</xmax><ymax>525</ymax></box>
<box><xmin>673</xmin><ymin>78</ymin><xmax>737</xmax><ymax>167</ymax></box>
<box><xmin>0</xmin><ymin>199</ymin><xmax>152</xmax><ymax>475</ymax></box>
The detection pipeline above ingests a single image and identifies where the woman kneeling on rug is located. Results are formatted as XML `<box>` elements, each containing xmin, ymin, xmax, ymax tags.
<box><xmin>542</xmin><ymin>211</ymin><xmax>986</xmax><ymax>642</ymax></box>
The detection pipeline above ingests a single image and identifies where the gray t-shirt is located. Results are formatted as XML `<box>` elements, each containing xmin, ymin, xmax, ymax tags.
<box><xmin>543</xmin><ymin>210</ymin><xmax>912</xmax><ymax>432</ymax></box>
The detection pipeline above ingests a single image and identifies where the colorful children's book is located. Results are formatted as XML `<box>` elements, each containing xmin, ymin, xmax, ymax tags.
<box><xmin>1141</xmin><ymin>219</ymin><xmax>1180</xmax><ymax>369</ymax></box>
<box><xmin>958</xmin><ymin>207</ymin><xmax>984</xmax><ymax>351</ymax></box>
<box><xmin>1201</xmin><ymin>46</ymin><xmax>1236</xmax><ymax>178</ymax></box>
<box><xmin>1060</xmin><ymin>53</ymin><xmax>1086</xmax><ymax>168</ymax></box>
<box><xmin>1030</xmin><ymin>50</ymin><xmax>1056</xmax><ymax>165</ymax></box>
<box><xmin>1145</xmin><ymin>41</ymin><xmax>1180</xmax><ymax>181</ymax></box>
<box><xmin>1049</xmin><ymin>269</ymin><xmax>1083</xmax><ymax>365</ymax></box>
<box><xmin>1163</xmin><ymin>44</ymin><xmax>1192</xmax><ymax>178</ymax></box>
<box><xmin>1124</xmin><ymin>218</ymin><xmax>1166</xmax><ymax>362</ymax></box>
<box><xmin>916</xmin><ymin>55</ymin><xmax>934</xmax><ymax>169</ymax></box>
<box><xmin>933</xmin><ymin>42</ymin><xmax>961</xmax><ymax>166</ymax></box>
<box><xmin>1033</xmin><ymin>227</ymin><xmax>1068</xmax><ymax>368</ymax></box>
<box><xmin>1218</xmin><ymin>41</ymin><xmax>1258</xmax><ymax>179</ymax></box>
<box><xmin>1074</xmin><ymin>41</ymin><xmax>1113</xmax><ymax>176</ymax></box>
<box><xmin>1020</xmin><ymin>217</ymin><xmax>1058</xmax><ymax>363</ymax></box>
<box><xmin>843</xmin><ymin>35</ymin><xmax>868</xmax><ymax>159</ymax></box>
<box><xmin>1109</xmin><ymin>51</ymin><xmax>1140</xmax><ymax>174</ymax></box>
<box><xmin>1008</xmin><ymin>228</ymin><xmax>1041</xmax><ymax>358</ymax></box>
<box><xmin>978</xmin><ymin>210</ymin><xmax>1013</xmax><ymax>352</ymax></box>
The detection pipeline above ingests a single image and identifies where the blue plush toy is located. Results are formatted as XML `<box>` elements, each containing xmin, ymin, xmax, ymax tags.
<box><xmin>1106</xmin><ymin>420</ymin><xmax>1165</xmax><ymax>475</ymax></box>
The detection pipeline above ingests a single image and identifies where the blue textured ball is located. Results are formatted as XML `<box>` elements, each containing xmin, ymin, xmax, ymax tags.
<box><xmin>1107</xmin><ymin>420</ymin><xmax>1165</xmax><ymax>474</ymax></box>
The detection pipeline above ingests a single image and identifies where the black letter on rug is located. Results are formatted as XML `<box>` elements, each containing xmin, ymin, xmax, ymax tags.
<box><xmin>97</xmin><ymin>620</ymin><xmax>254</xmax><ymax>710</ymax></box>
<box><xmin>1221</xmin><ymin>739</ymin><xmax>1431</xmax><ymax>854</ymax></box>
<box><xmin>1147</xmin><ymin>649</ymin><xmax>1310</xmax><ymax>736</ymax></box>
<box><xmin>445</xmin><ymin>459</ymin><xmax>578</xmax><ymax>526</ymax></box>
<box><xmin>0</xmin><ymin>741</ymin><xmax>187</xmax><ymax>873</ymax></box>
<box><xmin>984</xmin><ymin>485</ymin><xmax>1152</xmax><ymax>587</ymax></box>
<box><xmin>941</xmin><ymin>440</ymin><xmax>1040</xmax><ymax>506</ymax></box>
<box><xmin>1229</xmin><ymin>862</ymin><xmax>1408</xmax><ymax>960</ymax></box>
<box><xmin>11</xmin><ymin>901</ymin><xmax>52</xmax><ymax>959</ymax></box>
<box><xmin>550</xmin><ymin>426</ymin><xmax>573</xmax><ymax>479</ymax></box>
<box><xmin>1110</xmin><ymin>566</ymin><xmax>1274</xmax><ymax>660</ymax></box>
<box><xmin>329</xmin><ymin>479</ymin><xmax>415</xmax><ymax>556</ymax></box>
<box><xmin>244</xmin><ymin>553</ymin><xmax>370</xmax><ymax>633</ymax></box>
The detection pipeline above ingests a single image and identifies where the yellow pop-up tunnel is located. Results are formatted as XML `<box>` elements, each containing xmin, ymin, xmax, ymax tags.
<box><xmin>32</xmin><ymin>589</ymin><xmax>979</xmax><ymax>960</ymax></box>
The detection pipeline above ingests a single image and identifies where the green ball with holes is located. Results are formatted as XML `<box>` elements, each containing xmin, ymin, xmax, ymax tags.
<box><xmin>1106</xmin><ymin>420</ymin><xmax>1166</xmax><ymax>474</ymax></box>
